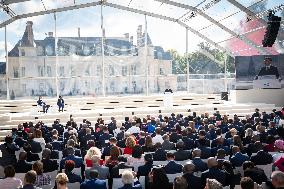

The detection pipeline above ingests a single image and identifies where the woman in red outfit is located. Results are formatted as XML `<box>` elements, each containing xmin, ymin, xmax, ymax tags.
<box><xmin>123</xmin><ymin>136</ymin><xmax>136</xmax><ymax>155</ymax></box>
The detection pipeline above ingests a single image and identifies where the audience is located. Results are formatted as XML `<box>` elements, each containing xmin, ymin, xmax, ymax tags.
<box><xmin>21</xmin><ymin>170</ymin><xmax>39</xmax><ymax>189</ymax></box>
<box><xmin>0</xmin><ymin>108</ymin><xmax>283</xmax><ymax>189</ymax></box>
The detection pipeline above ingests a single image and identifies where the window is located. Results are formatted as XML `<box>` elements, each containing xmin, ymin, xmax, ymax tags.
<box><xmin>20</xmin><ymin>49</ymin><xmax>25</xmax><ymax>56</ymax></box>
<box><xmin>70</xmin><ymin>65</ymin><xmax>75</xmax><ymax>76</ymax></box>
<box><xmin>39</xmin><ymin>83</ymin><xmax>44</xmax><ymax>93</ymax></box>
<box><xmin>131</xmin><ymin>65</ymin><xmax>136</xmax><ymax>75</ymax></box>
<box><xmin>47</xmin><ymin>66</ymin><xmax>52</xmax><ymax>77</ymax></box>
<box><xmin>85</xmin><ymin>81</ymin><xmax>90</xmax><ymax>88</ymax></box>
<box><xmin>38</xmin><ymin>66</ymin><xmax>44</xmax><ymax>77</ymax></box>
<box><xmin>21</xmin><ymin>67</ymin><xmax>25</xmax><ymax>77</ymax></box>
<box><xmin>108</xmin><ymin>65</ymin><xmax>114</xmax><ymax>76</ymax></box>
<box><xmin>122</xmin><ymin>66</ymin><xmax>127</xmax><ymax>76</ymax></box>
<box><xmin>59</xmin><ymin>66</ymin><xmax>64</xmax><ymax>77</ymax></box>
<box><xmin>96</xmin><ymin>65</ymin><xmax>101</xmax><ymax>76</ymax></box>
<box><xmin>13</xmin><ymin>67</ymin><xmax>19</xmax><ymax>78</ymax></box>
<box><xmin>160</xmin><ymin>67</ymin><xmax>164</xmax><ymax>75</ymax></box>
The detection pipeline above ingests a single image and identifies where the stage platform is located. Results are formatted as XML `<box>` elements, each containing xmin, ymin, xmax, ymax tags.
<box><xmin>0</xmin><ymin>93</ymin><xmax>278</xmax><ymax>141</ymax></box>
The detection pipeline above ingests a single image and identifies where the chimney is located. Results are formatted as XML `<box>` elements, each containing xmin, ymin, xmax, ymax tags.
<box><xmin>21</xmin><ymin>21</ymin><xmax>35</xmax><ymax>47</ymax></box>
<box><xmin>48</xmin><ymin>32</ymin><xmax>53</xmax><ymax>37</ymax></box>
<box><xmin>78</xmin><ymin>27</ymin><xmax>80</xmax><ymax>38</ymax></box>
<box><xmin>124</xmin><ymin>33</ymin><xmax>129</xmax><ymax>40</ymax></box>
<box><xmin>130</xmin><ymin>36</ymin><xmax>133</xmax><ymax>44</ymax></box>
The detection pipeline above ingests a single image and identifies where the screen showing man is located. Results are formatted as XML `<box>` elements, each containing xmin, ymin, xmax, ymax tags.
<box><xmin>255</xmin><ymin>57</ymin><xmax>281</xmax><ymax>80</ymax></box>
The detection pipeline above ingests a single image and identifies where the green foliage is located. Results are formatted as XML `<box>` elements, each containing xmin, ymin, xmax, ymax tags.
<box><xmin>169</xmin><ymin>42</ymin><xmax>235</xmax><ymax>74</ymax></box>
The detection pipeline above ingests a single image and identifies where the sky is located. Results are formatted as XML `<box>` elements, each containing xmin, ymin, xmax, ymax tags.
<box><xmin>0</xmin><ymin>0</ymin><xmax>283</xmax><ymax>61</ymax></box>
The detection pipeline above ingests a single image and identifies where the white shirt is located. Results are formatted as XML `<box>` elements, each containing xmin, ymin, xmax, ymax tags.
<box><xmin>152</xmin><ymin>134</ymin><xmax>164</xmax><ymax>144</ymax></box>
<box><xmin>273</xmin><ymin>153</ymin><xmax>284</xmax><ymax>162</ymax></box>
<box><xmin>0</xmin><ymin>177</ymin><xmax>22</xmax><ymax>189</ymax></box>
<box><xmin>127</xmin><ymin>126</ymin><xmax>140</xmax><ymax>134</ymax></box>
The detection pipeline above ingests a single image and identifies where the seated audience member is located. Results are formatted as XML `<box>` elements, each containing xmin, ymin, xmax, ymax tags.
<box><xmin>153</xmin><ymin>142</ymin><xmax>167</xmax><ymax>161</ymax></box>
<box><xmin>205</xmin><ymin>178</ymin><xmax>223</xmax><ymax>189</ymax></box>
<box><xmin>137</xmin><ymin>154</ymin><xmax>153</xmax><ymax>177</ymax></box>
<box><xmin>60</xmin><ymin>147</ymin><xmax>83</xmax><ymax>170</ymax></box>
<box><xmin>14</xmin><ymin>130</ymin><xmax>27</xmax><ymax>148</ymax></box>
<box><xmin>0</xmin><ymin>135</ymin><xmax>20</xmax><ymax>167</ymax></box>
<box><xmin>243</xmin><ymin>161</ymin><xmax>267</xmax><ymax>184</ymax></box>
<box><xmin>174</xmin><ymin>140</ymin><xmax>191</xmax><ymax>161</ymax></box>
<box><xmin>84</xmin><ymin>146</ymin><xmax>102</xmax><ymax>167</ymax></box>
<box><xmin>105</xmin><ymin>146</ymin><xmax>121</xmax><ymax>169</ymax></box>
<box><xmin>181</xmin><ymin>130</ymin><xmax>195</xmax><ymax>150</ymax></box>
<box><xmin>273</xmin><ymin>139</ymin><xmax>284</xmax><ymax>162</ymax></box>
<box><xmin>45</xmin><ymin>143</ymin><xmax>59</xmax><ymax>159</ymax></box>
<box><xmin>230</xmin><ymin>146</ymin><xmax>249</xmax><ymax>168</ymax></box>
<box><xmin>142</xmin><ymin>136</ymin><xmax>156</xmax><ymax>153</ymax></box>
<box><xmin>21</xmin><ymin>170</ymin><xmax>38</xmax><ymax>189</ymax></box>
<box><xmin>162</xmin><ymin>134</ymin><xmax>175</xmax><ymax>151</ymax></box>
<box><xmin>80</xmin><ymin>128</ymin><xmax>95</xmax><ymax>150</ymax></box>
<box><xmin>102</xmin><ymin>137</ymin><xmax>119</xmax><ymax>159</ymax></box>
<box><xmin>201</xmin><ymin>157</ymin><xmax>226</xmax><ymax>188</ymax></box>
<box><xmin>149</xmin><ymin>167</ymin><xmax>171</xmax><ymax>189</ymax></box>
<box><xmin>63</xmin><ymin>139</ymin><xmax>81</xmax><ymax>158</ymax></box>
<box><xmin>55</xmin><ymin>173</ymin><xmax>68</xmax><ymax>189</ymax></box>
<box><xmin>222</xmin><ymin>160</ymin><xmax>241</xmax><ymax>187</ymax></box>
<box><xmin>250</xmin><ymin>141</ymin><xmax>273</xmax><ymax>165</ymax></box>
<box><xmin>152</xmin><ymin>127</ymin><xmax>164</xmax><ymax>144</ymax></box>
<box><xmin>271</xmin><ymin>171</ymin><xmax>284</xmax><ymax>189</ymax></box>
<box><xmin>118</xmin><ymin>170</ymin><xmax>142</xmax><ymax>189</ymax></box>
<box><xmin>191</xmin><ymin>148</ymin><xmax>207</xmax><ymax>172</ymax></box>
<box><xmin>50</xmin><ymin>135</ymin><xmax>63</xmax><ymax>151</ymax></box>
<box><xmin>23</xmin><ymin>143</ymin><xmax>40</xmax><ymax>162</ymax></box>
<box><xmin>163</xmin><ymin>152</ymin><xmax>183</xmax><ymax>174</ymax></box>
<box><xmin>263</xmin><ymin>135</ymin><xmax>276</xmax><ymax>152</ymax></box>
<box><xmin>128</xmin><ymin>145</ymin><xmax>144</xmax><ymax>165</ymax></box>
<box><xmin>173</xmin><ymin>176</ymin><xmax>188</xmax><ymax>189</ymax></box>
<box><xmin>80</xmin><ymin>170</ymin><xmax>107</xmax><ymax>189</ymax></box>
<box><xmin>85</xmin><ymin>155</ymin><xmax>109</xmax><ymax>180</ymax></box>
<box><xmin>138</xmin><ymin>131</ymin><xmax>146</xmax><ymax>146</ymax></box>
<box><xmin>64</xmin><ymin>160</ymin><xmax>82</xmax><ymax>183</ymax></box>
<box><xmin>33</xmin><ymin>129</ymin><xmax>45</xmax><ymax>149</ymax></box>
<box><xmin>126</xmin><ymin>122</ymin><xmax>141</xmax><ymax>134</ymax></box>
<box><xmin>182</xmin><ymin>163</ymin><xmax>202</xmax><ymax>189</ymax></box>
<box><xmin>124</xmin><ymin>136</ymin><xmax>136</xmax><ymax>155</ymax></box>
<box><xmin>98</xmin><ymin>126</ymin><xmax>112</xmax><ymax>148</ymax></box>
<box><xmin>32</xmin><ymin>161</ymin><xmax>51</xmax><ymax>187</ymax></box>
<box><xmin>0</xmin><ymin>165</ymin><xmax>22</xmax><ymax>189</ymax></box>
<box><xmin>111</xmin><ymin>156</ymin><xmax>134</xmax><ymax>178</ymax></box>
<box><xmin>15</xmin><ymin>151</ymin><xmax>33</xmax><ymax>173</ymax></box>
<box><xmin>41</xmin><ymin>149</ymin><xmax>58</xmax><ymax>173</ymax></box>
<box><xmin>240</xmin><ymin>177</ymin><xmax>254</xmax><ymax>189</ymax></box>
<box><xmin>27</xmin><ymin>133</ymin><xmax>42</xmax><ymax>153</ymax></box>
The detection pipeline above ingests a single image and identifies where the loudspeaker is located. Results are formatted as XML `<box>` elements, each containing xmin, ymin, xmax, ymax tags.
<box><xmin>221</xmin><ymin>92</ymin><xmax>228</xmax><ymax>101</ymax></box>
<box><xmin>262</xmin><ymin>14</ymin><xmax>281</xmax><ymax>47</ymax></box>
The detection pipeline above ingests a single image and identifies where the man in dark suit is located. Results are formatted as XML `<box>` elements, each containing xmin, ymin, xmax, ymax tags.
<box><xmin>250</xmin><ymin>142</ymin><xmax>273</xmax><ymax>165</ymax></box>
<box><xmin>80</xmin><ymin>170</ymin><xmax>107</xmax><ymax>189</ymax></box>
<box><xmin>182</xmin><ymin>163</ymin><xmax>202</xmax><ymax>189</ymax></box>
<box><xmin>60</xmin><ymin>147</ymin><xmax>83</xmax><ymax>171</ymax></box>
<box><xmin>174</xmin><ymin>140</ymin><xmax>191</xmax><ymax>161</ymax></box>
<box><xmin>201</xmin><ymin>157</ymin><xmax>226</xmax><ymax>188</ymax></box>
<box><xmin>137</xmin><ymin>154</ymin><xmax>153</xmax><ymax>177</ymax></box>
<box><xmin>163</xmin><ymin>152</ymin><xmax>183</xmax><ymax>174</ymax></box>
<box><xmin>52</xmin><ymin>120</ymin><xmax>64</xmax><ymax>136</ymax></box>
<box><xmin>45</xmin><ymin>143</ymin><xmax>59</xmax><ymax>159</ymax></box>
<box><xmin>243</xmin><ymin>161</ymin><xmax>268</xmax><ymax>184</ymax></box>
<box><xmin>255</xmin><ymin>56</ymin><xmax>281</xmax><ymax>80</ymax></box>
<box><xmin>98</xmin><ymin>126</ymin><xmax>112</xmax><ymax>148</ymax></box>
<box><xmin>50</xmin><ymin>135</ymin><xmax>63</xmax><ymax>151</ymax></box>
<box><xmin>27</xmin><ymin>133</ymin><xmax>42</xmax><ymax>153</ymax></box>
<box><xmin>161</xmin><ymin>134</ymin><xmax>175</xmax><ymax>151</ymax></box>
<box><xmin>111</xmin><ymin>156</ymin><xmax>134</xmax><ymax>178</ymax></box>
<box><xmin>57</xmin><ymin>95</ymin><xmax>64</xmax><ymax>112</ymax></box>
<box><xmin>153</xmin><ymin>142</ymin><xmax>167</xmax><ymax>161</ymax></box>
<box><xmin>191</xmin><ymin>148</ymin><xmax>207</xmax><ymax>172</ymax></box>
<box><xmin>230</xmin><ymin>146</ymin><xmax>249</xmax><ymax>168</ymax></box>
<box><xmin>15</xmin><ymin>151</ymin><xmax>33</xmax><ymax>173</ymax></box>
<box><xmin>80</xmin><ymin>128</ymin><xmax>95</xmax><ymax>150</ymax></box>
<box><xmin>102</xmin><ymin>137</ymin><xmax>119</xmax><ymax>159</ymax></box>
<box><xmin>41</xmin><ymin>149</ymin><xmax>58</xmax><ymax>173</ymax></box>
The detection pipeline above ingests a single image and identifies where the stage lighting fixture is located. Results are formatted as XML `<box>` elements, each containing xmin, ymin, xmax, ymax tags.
<box><xmin>262</xmin><ymin>10</ymin><xmax>281</xmax><ymax>47</ymax></box>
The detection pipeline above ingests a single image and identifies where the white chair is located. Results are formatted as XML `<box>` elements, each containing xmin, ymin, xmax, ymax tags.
<box><xmin>0</xmin><ymin>165</ymin><xmax>4</xmax><ymax>178</ymax></box>
<box><xmin>153</xmin><ymin>161</ymin><xmax>167</xmax><ymax>165</ymax></box>
<box><xmin>15</xmin><ymin>148</ymin><xmax>24</xmax><ymax>160</ymax></box>
<box><xmin>139</xmin><ymin>176</ymin><xmax>146</xmax><ymax>189</ymax></box>
<box><xmin>62</xmin><ymin>168</ymin><xmax>81</xmax><ymax>176</ymax></box>
<box><xmin>133</xmin><ymin>163</ymin><xmax>144</xmax><ymax>172</ymax></box>
<box><xmin>67</xmin><ymin>182</ymin><xmax>80</xmax><ymax>189</ymax></box>
<box><xmin>257</xmin><ymin>163</ymin><xmax>273</xmax><ymax>177</ymax></box>
<box><xmin>234</xmin><ymin>166</ymin><xmax>244</xmax><ymax>177</ymax></box>
<box><xmin>112</xmin><ymin>178</ymin><xmax>123</xmax><ymax>189</ymax></box>
<box><xmin>15</xmin><ymin>173</ymin><xmax>26</xmax><ymax>183</ymax></box>
<box><xmin>47</xmin><ymin>170</ymin><xmax>58</xmax><ymax>181</ymax></box>
<box><xmin>234</xmin><ymin>185</ymin><xmax>241</xmax><ymax>189</ymax></box>
<box><xmin>167</xmin><ymin>173</ymin><xmax>181</xmax><ymax>183</ymax></box>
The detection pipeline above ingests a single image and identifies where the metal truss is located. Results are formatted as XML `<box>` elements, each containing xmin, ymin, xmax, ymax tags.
<box><xmin>1</xmin><ymin>0</ymin><xmax>31</xmax><ymax>5</ymax></box>
<box><xmin>154</xmin><ymin>0</ymin><xmax>272</xmax><ymax>55</ymax></box>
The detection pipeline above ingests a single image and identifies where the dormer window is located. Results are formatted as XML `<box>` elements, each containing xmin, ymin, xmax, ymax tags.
<box><xmin>20</xmin><ymin>49</ymin><xmax>25</xmax><ymax>56</ymax></box>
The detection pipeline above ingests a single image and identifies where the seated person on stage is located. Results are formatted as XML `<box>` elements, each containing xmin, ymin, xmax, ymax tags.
<box><xmin>57</xmin><ymin>95</ymin><xmax>64</xmax><ymax>112</ymax></box>
<box><xmin>255</xmin><ymin>56</ymin><xmax>281</xmax><ymax>81</ymax></box>
<box><xmin>37</xmin><ymin>96</ymin><xmax>49</xmax><ymax>113</ymax></box>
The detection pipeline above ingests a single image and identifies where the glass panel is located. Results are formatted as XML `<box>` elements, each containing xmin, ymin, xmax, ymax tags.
<box><xmin>0</xmin><ymin>28</ymin><xmax>7</xmax><ymax>99</ymax></box>
<box><xmin>199</xmin><ymin>25</ymin><xmax>232</xmax><ymax>43</ymax></box>
<box><xmin>9</xmin><ymin>0</ymin><xmax>45</xmax><ymax>15</ymax></box>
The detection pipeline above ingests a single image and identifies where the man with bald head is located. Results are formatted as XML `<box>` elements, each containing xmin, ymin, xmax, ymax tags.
<box><xmin>182</xmin><ymin>162</ymin><xmax>201</xmax><ymax>189</ymax></box>
<box><xmin>200</xmin><ymin>157</ymin><xmax>226</xmax><ymax>188</ymax></box>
